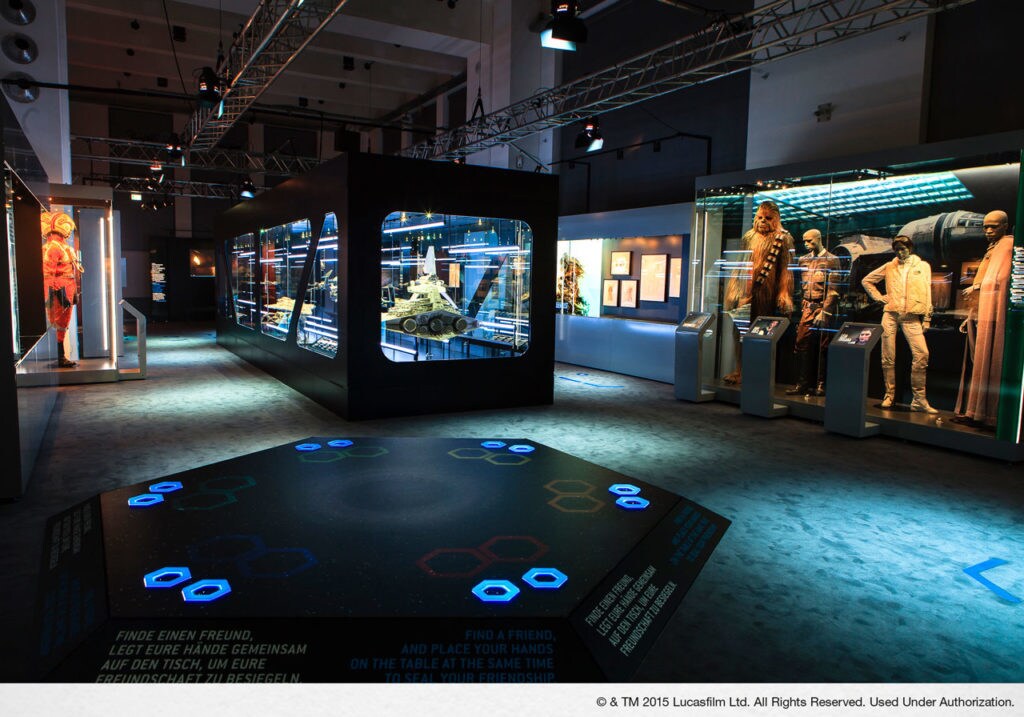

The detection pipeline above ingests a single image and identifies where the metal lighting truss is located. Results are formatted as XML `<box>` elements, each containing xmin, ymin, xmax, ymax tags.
<box><xmin>86</xmin><ymin>174</ymin><xmax>242</xmax><ymax>200</ymax></box>
<box><xmin>71</xmin><ymin>135</ymin><xmax>318</xmax><ymax>176</ymax></box>
<box><xmin>402</xmin><ymin>0</ymin><xmax>976</xmax><ymax>161</ymax></box>
<box><xmin>183</xmin><ymin>0</ymin><xmax>350</xmax><ymax>151</ymax></box>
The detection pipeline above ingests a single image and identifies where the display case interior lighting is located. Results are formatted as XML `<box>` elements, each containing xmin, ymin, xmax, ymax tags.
<box><xmin>382</xmin><ymin>220</ymin><xmax>445</xmax><ymax>234</ymax></box>
<box><xmin>754</xmin><ymin>172</ymin><xmax>973</xmax><ymax>220</ymax></box>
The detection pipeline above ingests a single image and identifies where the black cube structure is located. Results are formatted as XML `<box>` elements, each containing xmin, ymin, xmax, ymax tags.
<box><xmin>36</xmin><ymin>437</ymin><xmax>729</xmax><ymax>682</ymax></box>
<box><xmin>215</xmin><ymin>154</ymin><xmax>559</xmax><ymax>420</ymax></box>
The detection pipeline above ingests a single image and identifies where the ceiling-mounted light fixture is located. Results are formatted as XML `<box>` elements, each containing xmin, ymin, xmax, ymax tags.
<box><xmin>239</xmin><ymin>179</ymin><xmax>257</xmax><ymax>200</ymax></box>
<box><xmin>197</xmin><ymin>66</ymin><xmax>222</xmax><ymax>107</ymax></box>
<box><xmin>541</xmin><ymin>1</ymin><xmax>586</xmax><ymax>51</ymax></box>
<box><xmin>574</xmin><ymin>116</ymin><xmax>603</xmax><ymax>152</ymax></box>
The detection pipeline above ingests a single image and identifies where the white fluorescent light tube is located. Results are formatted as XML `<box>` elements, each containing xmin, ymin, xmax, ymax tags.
<box><xmin>382</xmin><ymin>221</ymin><xmax>445</xmax><ymax>235</ymax></box>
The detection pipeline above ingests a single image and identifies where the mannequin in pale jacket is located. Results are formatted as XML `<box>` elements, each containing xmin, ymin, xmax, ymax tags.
<box><xmin>861</xmin><ymin>235</ymin><xmax>937</xmax><ymax>414</ymax></box>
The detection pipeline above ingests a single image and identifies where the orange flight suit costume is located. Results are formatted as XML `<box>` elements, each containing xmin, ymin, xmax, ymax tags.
<box><xmin>41</xmin><ymin>211</ymin><xmax>82</xmax><ymax>367</ymax></box>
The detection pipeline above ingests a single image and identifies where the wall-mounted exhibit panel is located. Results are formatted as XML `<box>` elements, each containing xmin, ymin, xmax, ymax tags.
<box><xmin>216</xmin><ymin>153</ymin><xmax>558</xmax><ymax>420</ymax></box>
<box><xmin>690</xmin><ymin>134</ymin><xmax>1024</xmax><ymax>460</ymax></box>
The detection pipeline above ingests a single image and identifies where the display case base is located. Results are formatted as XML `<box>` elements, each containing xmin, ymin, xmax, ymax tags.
<box><xmin>35</xmin><ymin>437</ymin><xmax>729</xmax><ymax>682</ymax></box>
<box><xmin>711</xmin><ymin>383</ymin><xmax>1022</xmax><ymax>460</ymax></box>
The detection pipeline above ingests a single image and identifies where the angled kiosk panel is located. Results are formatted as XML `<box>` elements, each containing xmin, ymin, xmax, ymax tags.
<box><xmin>740</xmin><ymin>316</ymin><xmax>789</xmax><ymax>418</ymax></box>
<box><xmin>824</xmin><ymin>322</ymin><xmax>883</xmax><ymax>437</ymax></box>
<box><xmin>674</xmin><ymin>311</ymin><xmax>715</xmax><ymax>402</ymax></box>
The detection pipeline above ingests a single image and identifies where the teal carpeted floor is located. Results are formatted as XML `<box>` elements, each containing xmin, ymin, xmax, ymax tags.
<box><xmin>1</xmin><ymin>322</ymin><xmax>1022</xmax><ymax>682</ymax></box>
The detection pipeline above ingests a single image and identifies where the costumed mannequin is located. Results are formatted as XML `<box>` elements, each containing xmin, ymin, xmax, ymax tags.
<box><xmin>786</xmin><ymin>228</ymin><xmax>840</xmax><ymax>396</ymax></box>
<box><xmin>41</xmin><ymin>210</ymin><xmax>83</xmax><ymax>368</ymax></box>
<box><xmin>722</xmin><ymin>200</ymin><xmax>794</xmax><ymax>384</ymax></box>
<box><xmin>952</xmin><ymin>210</ymin><xmax>1014</xmax><ymax>429</ymax></box>
<box><xmin>861</xmin><ymin>235</ymin><xmax>936</xmax><ymax>413</ymax></box>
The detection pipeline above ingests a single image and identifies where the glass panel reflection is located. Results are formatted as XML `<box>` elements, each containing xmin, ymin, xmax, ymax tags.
<box><xmin>297</xmin><ymin>213</ymin><xmax>339</xmax><ymax>357</ymax></box>
<box><xmin>230</xmin><ymin>233</ymin><xmax>256</xmax><ymax>329</ymax></box>
<box><xmin>380</xmin><ymin>211</ymin><xmax>532</xmax><ymax>362</ymax></box>
<box><xmin>259</xmin><ymin>219</ymin><xmax>311</xmax><ymax>341</ymax></box>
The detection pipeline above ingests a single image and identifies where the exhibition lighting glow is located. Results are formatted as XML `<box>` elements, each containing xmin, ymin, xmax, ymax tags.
<box><xmin>382</xmin><ymin>221</ymin><xmax>444</xmax><ymax>234</ymax></box>
<box><xmin>541</xmin><ymin>1</ymin><xmax>586</xmax><ymax>51</ymax></box>
<box><xmin>755</xmin><ymin>172</ymin><xmax>972</xmax><ymax>220</ymax></box>
<box><xmin>575</xmin><ymin>117</ymin><xmax>603</xmax><ymax>152</ymax></box>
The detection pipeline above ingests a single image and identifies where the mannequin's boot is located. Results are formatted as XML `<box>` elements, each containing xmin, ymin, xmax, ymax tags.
<box><xmin>785</xmin><ymin>350</ymin><xmax>811</xmax><ymax>395</ymax></box>
<box><xmin>57</xmin><ymin>343</ymin><xmax>77</xmax><ymax>368</ymax></box>
<box><xmin>909</xmin><ymin>370</ymin><xmax>937</xmax><ymax>414</ymax></box>
<box><xmin>880</xmin><ymin>366</ymin><xmax>896</xmax><ymax>408</ymax></box>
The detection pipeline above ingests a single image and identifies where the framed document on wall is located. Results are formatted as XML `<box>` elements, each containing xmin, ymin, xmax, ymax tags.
<box><xmin>639</xmin><ymin>253</ymin><xmax>668</xmax><ymax>302</ymax></box>
<box><xmin>669</xmin><ymin>257</ymin><xmax>683</xmax><ymax>298</ymax></box>
<box><xmin>602</xmin><ymin>279</ymin><xmax>619</xmax><ymax>307</ymax></box>
<box><xmin>620</xmin><ymin>279</ymin><xmax>638</xmax><ymax>308</ymax></box>
<box><xmin>609</xmin><ymin>251</ymin><xmax>632</xmax><ymax>276</ymax></box>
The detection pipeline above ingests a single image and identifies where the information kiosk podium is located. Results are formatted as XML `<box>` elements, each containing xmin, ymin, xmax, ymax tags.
<box><xmin>823</xmin><ymin>323</ymin><xmax>883</xmax><ymax>438</ymax></box>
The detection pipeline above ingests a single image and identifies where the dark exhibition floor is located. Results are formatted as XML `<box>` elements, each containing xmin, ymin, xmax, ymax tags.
<box><xmin>1</xmin><ymin>323</ymin><xmax>1022</xmax><ymax>683</ymax></box>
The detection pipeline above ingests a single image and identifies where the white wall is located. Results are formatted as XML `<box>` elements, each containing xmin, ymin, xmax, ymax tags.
<box><xmin>746</xmin><ymin>18</ymin><xmax>929</xmax><ymax>170</ymax></box>
<box><xmin>1</xmin><ymin>0</ymin><xmax>71</xmax><ymax>183</ymax></box>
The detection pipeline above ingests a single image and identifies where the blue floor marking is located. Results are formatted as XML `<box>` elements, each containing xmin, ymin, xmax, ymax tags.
<box><xmin>963</xmin><ymin>558</ymin><xmax>1022</xmax><ymax>604</ymax></box>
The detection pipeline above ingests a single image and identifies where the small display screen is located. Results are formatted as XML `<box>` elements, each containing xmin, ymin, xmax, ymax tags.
<box><xmin>747</xmin><ymin>318</ymin><xmax>781</xmax><ymax>337</ymax></box>
<box><xmin>679</xmin><ymin>312</ymin><xmax>711</xmax><ymax>330</ymax></box>
<box><xmin>834</xmin><ymin>324</ymin><xmax>877</xmax><ymax>346</ymax></box>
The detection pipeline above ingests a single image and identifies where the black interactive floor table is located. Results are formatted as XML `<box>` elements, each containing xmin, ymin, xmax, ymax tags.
<box><xmin>37</xmin><ymin>437</ymin><xmax>729</xmax><ymax>682</ymax></box>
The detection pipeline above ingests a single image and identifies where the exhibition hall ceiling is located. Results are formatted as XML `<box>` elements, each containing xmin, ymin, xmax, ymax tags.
<box><xmin>65</xmin><ymin>0</ymin><xmax>488</xmax><ymax>127</ymax></box>
<box><xmin>64</xmin><ymin>0</ymin><xmax>750</xmax><ymax>137</ymax></box>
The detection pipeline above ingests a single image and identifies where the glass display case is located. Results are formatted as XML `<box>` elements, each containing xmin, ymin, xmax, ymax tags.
<box><xmin>259</xmin><ymin>219</ymin><xmax>311</xmax><ymax>340</ymax></box>
<box><xmin>297</xmin><ymin>212</ymin><xmax>339</xmax><ymax>358</ymax></box>
<box><xmin>379</xmin><ymin>211</ymin><xmax>532</xmax><ymax>361</ymax></box>
<box><xmin>692</xmin><ymin>151</ymin><xmax>1023</xmax><ymax>446</ymax></box>
<box><xmin>229</xmin><ymin>232</ymin><xmax>256</xmax><ymax>329</ymax></box>
<box><xmin>216</xmin><ymin>150</ymin><xmax>557</xmax><ymax>420</ymax></box>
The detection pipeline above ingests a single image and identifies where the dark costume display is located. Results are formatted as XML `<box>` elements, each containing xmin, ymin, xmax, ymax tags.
<box><xmin>41</xmin><ymin>211</ymin><xmax>82</xmax><ymax>368</ymax></box>
<box><xmin>788</xmin><ymin>243</ymin><xmax>840</xmax><ymax>395</ymax></box>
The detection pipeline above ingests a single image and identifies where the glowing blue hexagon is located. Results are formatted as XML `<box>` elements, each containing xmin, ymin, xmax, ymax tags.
<box><xmin>295</xmin><ymin>443</ymin><xmax>322</xmax><ymax>452</ymax></box>
<box><xmin>507</xmin><ymin>444</ymin><xmax>535</xmax><ymax>454</ymax></box>
<box><xmin>616</xmin><ymin>496</ymin><xmax>650</xmax><ymax>510</ymax></box>
<box><xmin>471</xmin><ymin>579</ymin><xmax>520</xmax><ymax>603</ymax></box>
<box><xmin>128</xmin><ymin>493</ymin><xmax>164</xmax><ymax>507</ymax></box>
<box><xmin>143</xmin><ymin>566</ymin><xmax>192</xmax><ymax>589</ymax></box>
<box><xmin>609</xmin><ymin>483</ymin><xmax>641</xmax><ymax>496</ymax></box>
<box><xmin>181</xmin><ymin>579</ymin><xmax>232</xmax><ymax>603</ymax></box>
<box><xmin>522</xmin><ymin>568</ymin><xmax>568</xmax><ymax>589</ymax></box>
<box><xmin>149</xmin><ymin>481</ymin><xmax>183</xmax><ymax>493</ymax></box>
<box><xmin>481</xmin><ymin>440</ymin><xmax>506</xmax><ymax>449</ymax></box>
<box><xmin>327</xmin><ymin>439</ymin><xmax>353</xmax><ymax>448</ymax></box>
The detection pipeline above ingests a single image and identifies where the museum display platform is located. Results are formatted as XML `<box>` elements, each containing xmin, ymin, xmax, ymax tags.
<box><xmin>35</xmin><ymin>436</ymin><xmax>729</xmax><ymax>683</ymax></box>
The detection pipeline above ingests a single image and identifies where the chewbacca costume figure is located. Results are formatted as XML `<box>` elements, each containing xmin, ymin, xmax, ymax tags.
<box><xmin>722</xmin><ymin>201</ymin><xmax>794</xmax><ymax>384</ymax></box>
<box><xmin>41</xmin><ymin>210</ymin><xmax>83</xmax><ymax>368</ymax></box>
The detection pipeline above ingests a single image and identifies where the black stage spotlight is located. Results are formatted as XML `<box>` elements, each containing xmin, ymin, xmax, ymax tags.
<box><xmin>542</xmin><ymin>1</ymin><xmax>586</xmax><ymax>51</ymax></box>
<box><xmin>574</xmin><ymin>116</ymin><xmax>603</xmax><ymax>152</ymax></box>
<box><xmin>197</xmin><ymin>66</ymin><xmax>222</xmax><ymax>107</ymax></box>
<box><xmin>239</xmin><ymin>179</ymin><xmax>257</xmax><ymax>200</ymax></box>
